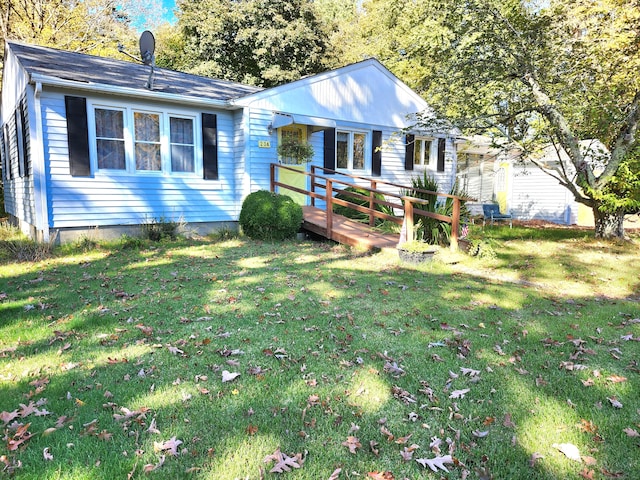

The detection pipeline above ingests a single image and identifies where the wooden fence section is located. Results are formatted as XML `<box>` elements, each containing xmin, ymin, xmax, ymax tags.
<box><xmin>270</xmin><ymin>164</ymin><xmax>463</xmax><ymax>251</ymax></box>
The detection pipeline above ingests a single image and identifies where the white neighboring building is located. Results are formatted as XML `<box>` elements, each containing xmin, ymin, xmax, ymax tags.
<box><xmin>456</xmin><ymin>136</ymin><xmax>601</xmax><ymax>226</ymax></box>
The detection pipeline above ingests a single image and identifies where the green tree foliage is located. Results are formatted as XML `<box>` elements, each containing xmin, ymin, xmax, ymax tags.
<box><xmin>0</xmin><ymin>0</ymin><xmax>162</xmax><ymax>58</ymax></box>
<box><xmin>175</xmin><ymin>0</ymin><xmax>331</xmax><ymax>86</ymax></box>
<box><xmin>345</xmin><ymin>0</ymin><xmax>640</xmax><ymax>238</ymax></box>
<box><xmin>429</xmin><ymin>0</ymin><xmax>640</xmax><ymax>238</ymax></box>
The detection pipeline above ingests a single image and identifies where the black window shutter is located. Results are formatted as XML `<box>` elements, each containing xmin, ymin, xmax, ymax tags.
<box><xmin>202</xmin><ymin>113</ymin><xmax>218</xmax><ymax>180</ymax></box>
<box><xmin>437</xmin><ymin>138</ymin><xmax>446</xmax><ymax>172</ymax></box>
<box><xmin>65</xmin><ymin>96</ymin><xmax>91</xmax><ymax>177</ymax></box>
<box><xmin>20</xmin><ymin>98</ymin><xmax>30</xmax><ymax>177</ymax></box>
<box><xmin>3</xmin><ymin>124</ymin><xmax>11</xmax><ymax>180</ymax></box>
<box><xmin>14</xmin><ymin>105</ymin><xmax>25</xmax><ymax>177</ymax></box>
<box><xmin>1</xmin><ymin>124</ymin><xmax>8</xmax><ymax>180</ymax></box>
<box><xmin>372</xmin><ymin>130</ymin><xmax>382</xmax><ymax>177</ymax></box>
<box><xmin>323</xmin><ymin>128</ymin><xmax>335</xmax><ymax>174</ymax></box>
<box><xmin>405</xmin><ymin>134</ymin><xmax>415</xmax><ymax>171</ymax></box>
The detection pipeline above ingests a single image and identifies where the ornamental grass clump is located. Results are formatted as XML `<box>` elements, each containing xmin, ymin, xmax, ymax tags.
<box><xmin>239</xmin><ymin>190</ymin><xmax>303</xmax><ymax>241</ymax></box>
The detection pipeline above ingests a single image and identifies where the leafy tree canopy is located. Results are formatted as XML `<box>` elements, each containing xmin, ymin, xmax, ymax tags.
<box><xmin>0</xmin><ymin>0</ymin><xmax>164</xmax><ymax>58</ymax></box>
<box><xmin>175</xmin><ymin>0</ymin><xmax>331</xmax><ymax>87</ymax></box>
<box><xmin>344</xmin><ymin>0</ymin><xmax>640</xmax><ymax>238</ymax></box>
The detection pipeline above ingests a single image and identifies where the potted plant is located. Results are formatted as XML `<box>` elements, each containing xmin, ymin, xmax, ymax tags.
<box><xmin>277</xmin><ymin>138</ymin><xmax>315</xmax><ymax>165</ymax></box>
<box><xmin>397</xmin><ymin>240</ymin><xmax>439</xmax><ymax>264</ymax></box>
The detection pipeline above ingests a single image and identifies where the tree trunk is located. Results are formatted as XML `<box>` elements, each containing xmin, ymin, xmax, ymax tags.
<box><xmin>593</xmin><ymin>207</ymin><xmax>625</xmax><ymax>239</ymax></box>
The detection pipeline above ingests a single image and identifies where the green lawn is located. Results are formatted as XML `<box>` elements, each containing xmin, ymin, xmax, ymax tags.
<box><xmin>0</xmin><ymin>226</ymin><xmax>638</xmax><ymax>479</ymax></box>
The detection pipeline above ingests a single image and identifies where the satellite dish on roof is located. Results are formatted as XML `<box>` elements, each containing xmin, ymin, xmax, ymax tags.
<box><xmin>116</xmin><ymin>30</ymin><xmax>157</xmax><ymax>90</ymax></box>
<box><xmin>139</xmin><ymin>31</ymin><xmax>155</xmax><ymax>66</ymax></box>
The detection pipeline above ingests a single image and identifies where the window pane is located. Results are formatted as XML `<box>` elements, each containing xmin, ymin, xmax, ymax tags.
<box><xmin>95</xmin><ymin>109</ymin><xmax>125</xmax><ymax>170</ymax></box>
<box><xmin>170</xmin><ymin>117</ymin><xmax>195</xmax><ymax>172</ymax></box>
<box><xmin>414</xmin><ymin>139</ymin><xmax>422</xmax><ymax>165</ymax></box>
<box><xmin>424</xmin><ymin>140</ymin><xmax>432</xmax><ymax>165</ymax></box>
<box><xmin>134</xmin><ymin>112</ymin><xmax>160</xmax><ymax>142</ymax></box>
<box><xmin>170</xmin><ymin>117</ymin><xmax>193</xmax><ymax>144</ymax></box>
<box><xmin>97</xmin><ymin>139</ymin><xmax>125</xmax><ymax>169</ymax></box>
<box><xmin>171</xmin><ymin>145</ymin><xmax>195</xmax><ymax>172</ymax></box>
<box><xmin>135</xmin><ymin>112</ymin><xmax>161</xmax><ymax>171</ymax></box>
<box><xmin>353</xmin><ymin>133</ymin><xmax>365</xmax><ymax>170</ymax></box>
<box><xmin>336</xmin><ymin>131</ymin><xmax>349</xmax><ymax>169</ymax></box>
<box><xmin>136</xmin><ymin>143</ymin><xmax>161</xmax><ymax>171</ymax></box>
<box><xmin>95</xmin><ymin>109</ymin><xmax>123</xmax><ymax>139</ymax></box>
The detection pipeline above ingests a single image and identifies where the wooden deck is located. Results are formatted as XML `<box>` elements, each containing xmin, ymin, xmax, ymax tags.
<box><xmin>302</xmin><ymin>206</ymin><xmax>400</xmax><ymax>250</ymax></box>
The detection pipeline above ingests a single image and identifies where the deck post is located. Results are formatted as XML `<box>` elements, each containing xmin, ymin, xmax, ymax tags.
<box><xmin>326</xmin><ymin>179</ymin><xmax>333</xmax><ymax>239</ymax></box>
<box><xmin>310</xmin><ymin>165</ymin><xmax>316</xmax><ymax>207</ymax></box>
<box><xmin>270</xmin><ymin>163</ymin><xmax>276</xmax><ymax>193</ymax></box>
<box><xmin>404</xmin><ymin>199</ymin><xmax>414</xmax><ymax>242</ymax></box>
<box><xmin>450</xmin><ymin>196</ymin><xmax>460</xmax><ymax>251</ymax></box>
<box><xmin>369</xmin><ymin>180</ymin><xmax>377</xmax><ymax>226</ymax></box>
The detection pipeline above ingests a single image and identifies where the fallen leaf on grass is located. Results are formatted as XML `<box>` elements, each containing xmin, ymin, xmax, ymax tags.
<box><xmin>368</xmin><ymin>472</ymin><xmax>395</xmax><ymax>479</ymax></box>
<box><xmin>153</xmin><ymin>437</ymin><xmax>183</xmax><ymax>456</ymax></box>
<box><xmin>607</xmin><ymin>397</ymin><xmax>623</xmax><ymax>409</ymax></box>
<box><xmin>529</xmin><ymin>452</ymin><xmax>544</xmax><ymax>467</ymax></box>
<box><xmin>221</xmin><ymin>370</ymin><xmax>240</xmax><ymax>383</ymax></box>
<box><xmin>415</xmin><ymin>454</ymin><xmax>454</xmax><ymax>472</ymax></box>
<box><xmin>503</xmin><ymin>413</ymin><xmax>516</xmax><ymax>428</ymax></box>
<box><xmin>579</xmin><ymin>468</ymin><xmax>595</xmax><ymax>479</ymax></box>
<box><xmin>342</xmin><ymin>436</ymin><xmax>362</xmax><ymax>454</ymax></box>
<box><xmin>43</xmin><ymin>448</ymin><xmax>53</xmax><ymax>461</ymax></box>
<box><xmin>552</xmin><ymin>443</ymin><xmax>581</xmax><ymax>462</ymax></box>
<box><xmin>263</xmin><ymin>448</ymin><xmax>304</xmax><ymax>473</ymax></box>
<box><xmin>623</xmin><ymin>427</ymin><xmax>639</xmax><ymax>437</ymax></box>
<box><xmin>328</xmin><ymin>467</ymin><xmax>341</xmax><ymax>479</ymax></box>
<box><xmin>449</xmin><ymin>389</ymin><xmax>470</xmax><ymax>399</ymax></box>
<box><xmin>143</xmin><ymin>455</ymin><xmax>165</xmax><ymax>473</ymax></box>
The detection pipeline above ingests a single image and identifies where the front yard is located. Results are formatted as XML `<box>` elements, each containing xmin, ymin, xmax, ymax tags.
<box><xmin>0</xmin><ymin>227</ymin><xmax>638</xmax><ymax>479</ymax></box>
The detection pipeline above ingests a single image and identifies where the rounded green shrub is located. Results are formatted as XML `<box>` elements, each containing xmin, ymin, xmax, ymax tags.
<box><xmin>239</xmin><ymin>190</ymin><xmax>303</xmax><ymax>241</ymax></box>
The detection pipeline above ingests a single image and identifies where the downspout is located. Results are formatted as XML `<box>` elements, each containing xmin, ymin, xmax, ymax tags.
<box><xmin>31</xmin><ymin>81</ymin><xmax>50</xmax><ymax>243</ymax></box>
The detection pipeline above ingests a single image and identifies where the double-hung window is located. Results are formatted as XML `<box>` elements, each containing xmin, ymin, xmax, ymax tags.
<box><xmin>413</xmin><ymin>137</ymin><xmax>434</xmax><ymax>168</ymax></box>
<box><xmin>336</xmin><ymin>130</ymin><xmax>367</xmax><ymax>171</ymax></box>
<box><xmin>91</xmin><ymin>104</ymin><xmax>198</xmax><ymax>175</ymax></box>
<box><xmin>170</xmin><ymin>116</ymin><xmax>195</xmax><ymax>172</ymax></box>
<box><xmin>134</xmin><ymin>112</ymin><xmax>161</xmax><ymax>171</ymax></box>
<box><xmin>95</xmin><ymin>108</ymin><xmax>126</xmax><ymax>170</ymax></box>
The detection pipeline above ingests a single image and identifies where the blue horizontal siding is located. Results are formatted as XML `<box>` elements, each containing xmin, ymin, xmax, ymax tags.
<box><xmin>41</xmin><ymin>92</ymin><xmax>239</xmax><ymax>229</ymax></box>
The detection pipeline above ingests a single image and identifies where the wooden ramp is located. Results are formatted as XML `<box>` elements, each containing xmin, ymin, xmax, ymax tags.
<box><xmin>302</xmin><ymin>206</ymin><xmax>400</xmax><ymax>250</ymax></box>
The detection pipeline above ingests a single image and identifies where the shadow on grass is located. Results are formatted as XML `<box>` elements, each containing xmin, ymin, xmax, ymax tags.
<box><xmin>0</xmin><ymin>236</ymin><xmax>638</xmax><ymax>479</ymax></box>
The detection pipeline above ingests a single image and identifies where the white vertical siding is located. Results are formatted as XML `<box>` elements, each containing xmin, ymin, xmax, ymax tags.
<box><xmin>510</xmin><ymin>166</ymin><xmax>576</xmax><ymax>224</ymax></box>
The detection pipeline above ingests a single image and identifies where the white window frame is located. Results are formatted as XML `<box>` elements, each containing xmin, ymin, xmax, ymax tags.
<box><xmin>413</xmin><ymin>137</ymin><xmax>436</xmax><ymax>169</ymax></box>
<box><xmin>335</xmin><ymin>129</ymin><xmax>369</xmax><ymax>172</ymax></box>
<box><xmin>87</xmin><ymin>101</ymin><xmax>201</xmax><ymax>177</ymax></box>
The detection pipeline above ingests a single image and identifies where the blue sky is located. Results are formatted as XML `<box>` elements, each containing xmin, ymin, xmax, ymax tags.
<box><xmin>162</xmin><ymin>0</ymin><xmax>176</xmax><ymax>23</ymax></box>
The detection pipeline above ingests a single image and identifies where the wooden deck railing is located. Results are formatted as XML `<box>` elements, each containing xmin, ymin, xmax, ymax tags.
<box><xmin>269</xmin><ymin>164</ymin><xmax>462</xmax><ymax>250</ymax></box>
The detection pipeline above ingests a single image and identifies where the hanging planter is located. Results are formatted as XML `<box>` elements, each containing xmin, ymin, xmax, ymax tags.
<box><xmin>277</xmin><ymin>138</ymin><xmax>314</xmax><ymax>165</ymax></box>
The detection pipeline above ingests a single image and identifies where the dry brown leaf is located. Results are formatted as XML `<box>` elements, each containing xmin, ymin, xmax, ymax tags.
<box><xmin>529</xmin><ymin>452</ymin><xmax>544</xmax><ymax>467</ymax></box>
<box><xmin>368</xmin><ymin>472</ymin><xmax>395</xmax><ymax>479</ymax></box>
<box><xmin>579</xmin><ymin>468</ymin><xmax>595</xmax><ymax>479</ymax></box>
<box><xmin>263</xmin><ymin>448</ymin><xmax>303</xmax><ymax>473</ymax></box>
<box><xmin>342</xmin><ymin>436</ymin><xmax>361</xmax><ymax>454</ymax></box>
<box><xmin>327</xmin><ymin>467</ymin><xmax>341</xmax><ymax>480</ymax></box>
<box><xmin>153</xmin><ymin>436</ymin><xmax>183</xmax><ymax>456</ymax></box>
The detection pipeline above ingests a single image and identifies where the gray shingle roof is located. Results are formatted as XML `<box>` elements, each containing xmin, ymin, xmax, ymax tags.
<box><xmin>8</xmin><ymin>41</ymin><xmax>262</xmax><ymax>103</ymax></box>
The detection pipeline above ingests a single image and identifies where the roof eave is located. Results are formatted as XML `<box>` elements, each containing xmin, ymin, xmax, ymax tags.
<box><xmin>29</xmin><ymin>73</ymin><xmax>239</xmax><ymax>110</ymax></box>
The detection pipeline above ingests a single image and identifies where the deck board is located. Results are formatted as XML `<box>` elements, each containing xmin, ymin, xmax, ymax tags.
<box><xmin>302</xmin><ymin>206</ymin><xmax>399</xmax><ymax>250</ymax></box>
